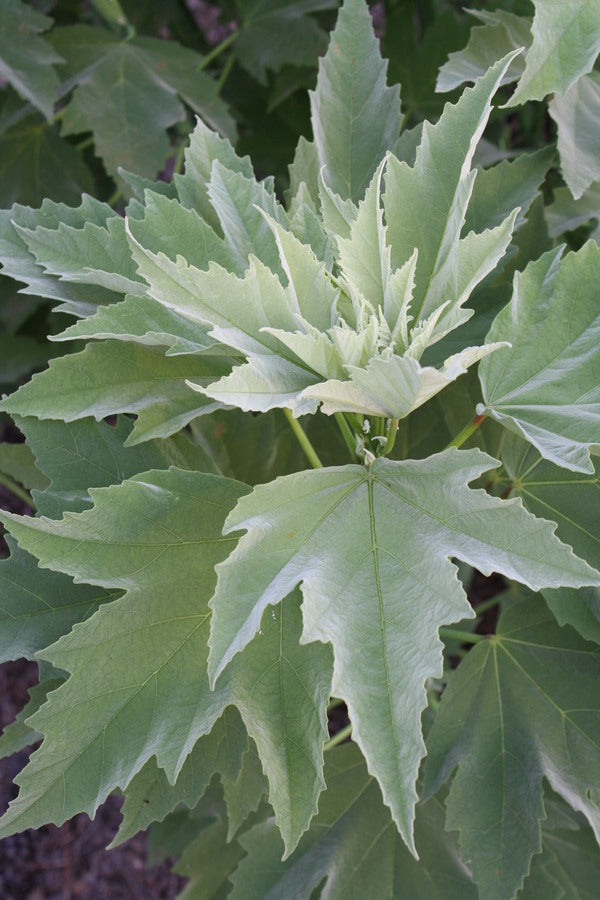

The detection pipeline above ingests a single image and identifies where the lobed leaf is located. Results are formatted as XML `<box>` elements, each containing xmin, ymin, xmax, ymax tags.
<box><xmin>479</xmin><ymin>243</ymin><xmax>600</xmax><ymax>473</ymax></box>
<box><xmin>208</xmin><ymin>450</ymin><xmax>598</xmax><ymax>851</ymax></box>
<box><xmin>424</xmin><ymin>594</ymin><xmax>600</xmax><ymax>900</ymax></box>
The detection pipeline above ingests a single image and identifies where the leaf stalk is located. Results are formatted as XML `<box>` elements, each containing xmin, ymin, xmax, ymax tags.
<box><xmin>283</xmin><ymin>409</ymin><xmax>323</xmax><ymax>469</ymax></box>
<box><xmin>324</xmin><ymin>723</ymin><xmax>352</xmax><ymax>751</ymax></box>
<box><xmin>0</xmin><ymin>473</ymin><xmax>35</xmax><ymax>510</ymax></box>
<box><xmin>445</xmin><ymin>413</ymin><xmax>486</xmax><ymax>450</ymax></box>
<box><xmin>439</xmin><ymin>627</ymin><xmax>484</xmax><ymax>645</ymax></box>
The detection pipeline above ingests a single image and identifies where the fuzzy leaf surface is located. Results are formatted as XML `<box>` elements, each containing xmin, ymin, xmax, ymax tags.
<box><xmin>309</xmin><ymin>0</ymin><xmax>402</xmax><ymax>202</ymax></box>
<box><xmin>0</xmin><ymin>476</ymin><xmax>331</xmax><ymax>853</ymax></box>
<box><xmin>479</xmin><ymin>243</ymin><xmax>600</xmax><ymax>473</ymax></box>
<box><xmin>508</xmin><ymin>0</ymin><xmax>600</xmax><ymax>106</ymax></box>
<box><xmin>208</xmin><ymin>449</ymin><xmax>598</xmax><ymax>850</ymax></box>
<box><xmin>0</xmin><ymin>342</ymin><xmax>229</xmax><ymax>444</ymax></box>
<box><xmin>549</xmin><ymin>71</ymin><xmax>600</xmax><ymax>199</ymax></box>
<box><xmin>424</xmin><ymin>595</ymin><xmax>600</xmax><ymax>900</ymax></box>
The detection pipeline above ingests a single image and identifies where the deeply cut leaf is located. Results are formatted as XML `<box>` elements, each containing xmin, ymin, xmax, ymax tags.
<box><xmin>1</xmin><ymin>473</ymin><xmax>331</xmax><ymax>854</ymax></box>
<box><xmin>208</xmin><ymin>449</ymin><xmax>598</xmax><ymax>851</ymax></box>
<box><xmin>479</xmin><ymin>243</ymin><xmax>600</xmax><ymax>473</ymax></box>
<box><xmin>424</xmin><ymin>594</ymin><xmax>600</xmax><ymax>900</ymax></box>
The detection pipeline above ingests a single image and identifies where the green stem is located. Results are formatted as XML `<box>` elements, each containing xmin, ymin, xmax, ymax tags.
<box><xmin>217</xmin><ymin>51</ymin><xmax>235</xmax><ymax>93</ymax></box>
<box><xmin>199</xmin><ymin>30</ymin><xmax>238</xmax><ymax>71</ymax></box>
<box><xmin>445</xmin><ymin>413</ymin><xmax>486</xmax><ymax>450</ymax></box>
<box><xmin>327</xmin><ymin>697</ymin><xmax>345</xmax><ymax>711</ymax></box>
<box><xmin>173</xmin><ymin>141</ymin><xmax>186</xmax><ymax>176</ymax></box>
<box><xmin>439</xmin><ymin>627</ymin><xmax>484</xmax><ymax>645</ymax></box>
<box><xmin>335</xmin><ymin>413</ymin><xmax>356</xmax><ymax>460</ymax></box>
<box><xmin>324</xmin><ymin>723</ymin><xmax>352</xmax><ymax>751</ymax></box>
<box><xmin>0</xmin><ymin>473</ymin><xmax>35</xmax><ymax>509</ymax></box>
<box><xmin>382</xmin><ymin>418</ymin><xmax>399</xmax><ymax>457</ymax></box>
<box><xmin>283</xmin><ymin>409</ymin><xmax>323</xmax><ymax>469</ymax></box>
<box><xmin>107</xmin><ymin>187</ymin><xmax>123</xmax><ymax>208</ymax></box>
<box><xmin>474</xmin><ymin>596</ymin><xmax>500</xmax><ymax>615</ymax></box>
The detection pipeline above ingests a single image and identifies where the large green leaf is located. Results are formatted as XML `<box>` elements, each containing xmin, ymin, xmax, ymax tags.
<box><xmin>549</xmin><ymin>71</ymin><xmax>600</xmax><ymax>199</ymax></box>
<box><xmin>508</xmin><ymin>0</ymin><xmax>600</xmax><ymax>106</ymax></box>
<box><xmin>0</xmin><ymin>196</ymin><xmax>120</xmax><ymax>314</ymax></box>
<box><xmin>520</xmin><ymin>795</ymin><xmax>600</xmax><ymax>899</ymax></box>
<box><xmin>0</xmin><ymin>416</ymin><xmax>178</xmax><ymax>663</ymax></box>
<box><xmin>436</xmin><ymin>9</ymin><xmax>530</xmax><ymax>93</ymax></box>
<box><xmin>50</xmin><ymin>26</ymin><xmax>234</xmax><ymax>182</ymax></box>
<box><xmin>309</xmin><ymin>0</ymin><xmax>402</xmax><ymax>202</ymax></box>
<box><xmin>0</xmin><ymin>0</ymin><xmax>61</xmax><ymax>120</ymax></box>
<box><xmin>229</xmin><ymin>743</ymin><xmax>477</xmax><ymax>899</ymax></box>
<box><xmin>546</xmin><ymin>182</ymin><xmax>600</xmax><ymax>243</ymax></box>
<box><xmin>208</xmin><ymin>449</ymin><xmax>597</xmax><ymax>851</ymax></box>
<box><xmin>0</xmin><ymin>342</ymin><xmax>229</xmax><ymax>444</ymax></box>
<box><xmin>234</xmin><ymin>0</ymin><xmax>335</xmax><ymax>84</ymax></box>
<box><xmin>423</xmin><ymin>594</ymin><xmax>600</xmax><ymax>900</ymax></box>
<box><xmin>0</xmin><ymin>476</ymin><xmax>332</xmax><ymax>854</ymax></box>
<box><xmin>500</xmin><ymin>432</ymin><xmax>600</xmax><ymax>644</ymax></box>
<box><xmin>112</xmin><ymin>707</ymin><xmax>247</xmax><ymax>847</ymax></box>
<box><xmin>479</xmin><ymin>243</ymin><xmax>600</xmax><ymax>473</ymax></box>
<box><xmin>0</xmin><ymin>116</ymin><xmax>93</xmax><ymax>209</ymax></box>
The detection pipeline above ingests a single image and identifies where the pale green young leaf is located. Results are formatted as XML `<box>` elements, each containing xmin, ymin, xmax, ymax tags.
<box><xmin>436</xmin><ymin>9</ymin><xmax>530</xmax><ymax>93</ymax></box>
<box><xmin>383</xmin><ymin>53</ymin><xmax>520</xmax><ymax>334</ymax></box>
<box><xmin>207</xmin><ymin>161</ymin><xmax>287</xmax><ymax>276</ymax></box>
<box><xmin>0</xmin><ymin>342</ymin><xmax>229</xmax><ymax>445</ymax></box>
<box><xmin>301</xmin><ymin>342</ymin><xmax>508</xmax><ymax>418</ymax></box>
<box><xmin>336</xmin><ymin>159</ymin><xmax>391</xmax><ymax>315</ymax></box>
<box><xmin>424</xmin><ymin>595</ymin><xmax>600</xmax><ymax>900</ymax></box>
<box><xmin>546</xmin><ymin>182</ymin><xmax>600</xmax><ymax>243</ymax></box>
<box><xmin>317</xmin><ymin>173</ymin><xmax>358</xmax><ymax>240</ymax></box>
<box><xmin>507</xmin><ymin>0</ymin><xmax>600</xmax><ymax>106</ymax></box>
<box><xmin>0</xmin><ymin>0</ymin><xmax>61</xmax><ymax>121</ymax></box>
<box><xmin>549</xmin><ymin>72</ymin><xmax>600</xmax><ymax>199</ymax></box>
<box><xmin>309</xmin><ymin>0</ymin><xmax>402</xmax><ymax>202</ymax></box>
<box><xmin>1</xmin><ymin>477</ymin><xmax>332</xmax><ymax>854</ymax></box>
<box><xmin>287</xmin><ymin>136</ymin><xmax>320</xmax><ymax>210</ymax></box>
<box><xmin>229</xmin><ymin>744</ymin><xmax>477</xmax><ymax>899</ymax></box>
<box><xmin>15</xmin><ymin>215</ymin><xmax>145</xmax><ymax>296</ymax></box>
<box><xmin>0</xmin><ymin>196</ymin><xmax>121</xmax><ymax>313</ymax></box>
<box><xmin>479</xmin><ymin>243</ymin><xmax>600</xmax><ymax>473</ymax></box>
<box><xmin>52</xmin><ymin>293</ymin><xmax>218</xmax><ymax>356</ymax></box>
<box><xmin>175</xmin><ymin>118</ymin><xmax>252</xmax><ymax>230</ymax></box>
<box><xmin>208</xmin><ymin>450</ymin><xmax>598</xmax><ymax>851</ymax></box>
<box><xmin>127</xmin><ymin>191</ymin><xmax>237</xmax><ymax>273</ymax></box>
<box><xmin>264</xmin><ymin>215</ymin><xmax>338</xmax><ymax>332</ymax></box>
<box><xmin>500</xmin><ymin>432</ymin><xmax>600</xmax><ymax>644</ymax></box>
<box><xmin>112</xmin><ymin>708</ymin><xmax>247</xmax><ymax>847</ymax></box>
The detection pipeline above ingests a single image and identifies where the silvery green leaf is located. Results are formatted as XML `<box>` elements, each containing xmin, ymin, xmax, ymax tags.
<box><xmin>310</xmin><ymin>0</ymin><xmax>402</xmax><ymax>202</ymax></box>
<box><xmin>479</xmin><ymin>243</ymin><xmax>600</xmax><ymax>473</ymax></box>
<box><xmin>208</xmin><ymin>451</ymin><xmax>597</xmax><ymax>851</ymax></box>
<box><xmin>549</xmin><ymin>71</ymin><xmax>600</xmax><ymax>199</ymax></box>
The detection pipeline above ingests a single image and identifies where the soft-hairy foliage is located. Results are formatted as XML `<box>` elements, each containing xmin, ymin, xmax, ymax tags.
<box><xmin>1</xmin><ymin>1</ymin><xmax>600</xmax><ymax>898</ymax></box>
